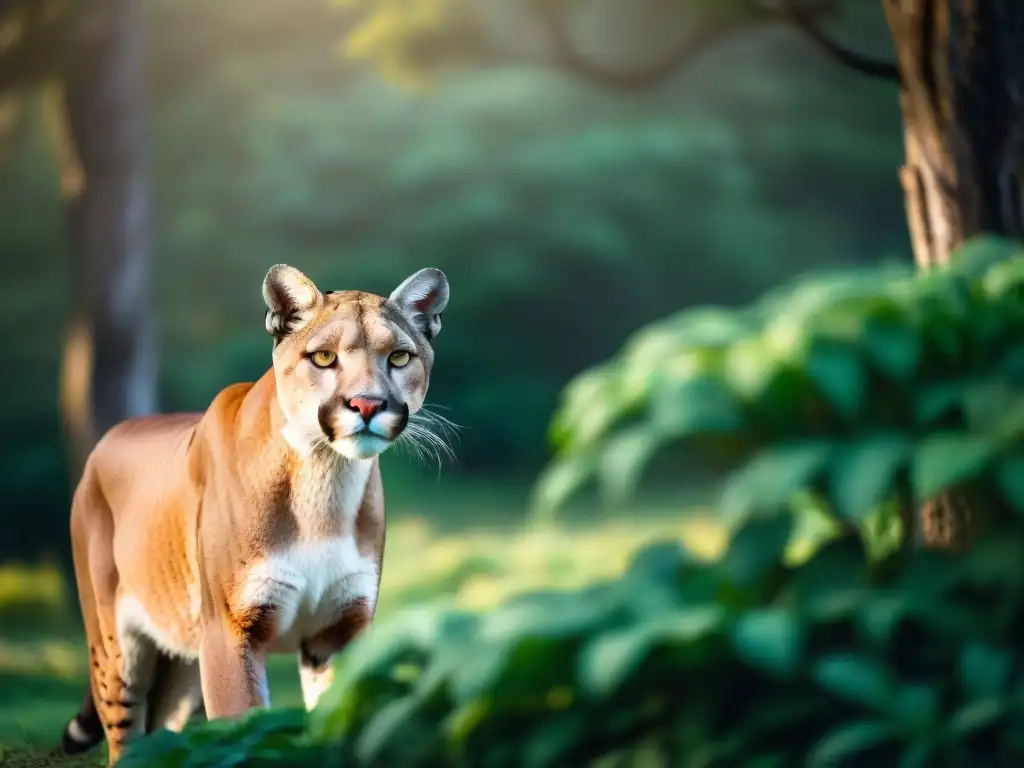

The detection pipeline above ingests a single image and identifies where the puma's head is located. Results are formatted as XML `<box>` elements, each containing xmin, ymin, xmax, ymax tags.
<box><xmin>262</xmin><ymin>264</ymin><xmax>449</xmax><ymax>460</ymax></box>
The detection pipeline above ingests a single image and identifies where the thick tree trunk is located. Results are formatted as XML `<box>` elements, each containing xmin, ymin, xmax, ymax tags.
<box><xmin>56</xmin><ymin>0</ymin><xmax>156</xmax><ymax>478</ymax></box>
<box><xmin>883</xmin><ymin>0</ymin><xmax>1024</xmax><ymax>549</ymax></box>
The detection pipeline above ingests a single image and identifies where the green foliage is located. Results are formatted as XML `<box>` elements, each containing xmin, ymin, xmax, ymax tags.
<box><xmin>1</xmin><ymin>0</ymin><xmax>908</xmax><ymax>556</ymax></box>
<box><xmin>535</xmin><ymin>236</ymin><xmax>1024</xmax><ymax>529</ymax></box>
<box><xmin>118</xmin><ymin>709</ymin><xmax>328</xmax><ymax>768</ymax></box>
<box><xmin>123</xmin><ymin>521</ymin><xmax>1024</xmax><ymax>767</ymax></box>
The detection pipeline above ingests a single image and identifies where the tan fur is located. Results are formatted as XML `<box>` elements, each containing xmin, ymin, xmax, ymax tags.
<box><xmin>62</xmin><ymin>265</ymin><xmax>449</xmax><ymax>764</ymax></box>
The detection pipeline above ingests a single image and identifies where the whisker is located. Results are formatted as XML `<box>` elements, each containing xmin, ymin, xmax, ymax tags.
<box><xmin>396</xmin><ymin>410</ymin><xmax>459</xmax><ymax>477</ymax></box>
<box><xmin>410</xmin><ymin>408</ymin><xmax>464</xmax><ymax>445</ymax></box>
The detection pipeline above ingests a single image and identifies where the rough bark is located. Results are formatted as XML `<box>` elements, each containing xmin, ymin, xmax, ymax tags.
<box><xmin>56</xmin><ymin>0</ymin><xmax>156</xmax><ymax>478</ymax></box>
<box><xmin>882</xmin><ymin>0</ymin><xmax>1024</xmax><ymax>549</ymax></box>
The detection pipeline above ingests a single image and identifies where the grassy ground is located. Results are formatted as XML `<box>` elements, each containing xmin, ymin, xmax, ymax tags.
<box><xmin>0</xmin><ymin>479</ymin><xmax>729</xmax><ymax>766</ymax></box>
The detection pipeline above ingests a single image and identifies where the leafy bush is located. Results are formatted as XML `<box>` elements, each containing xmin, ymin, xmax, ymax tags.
<box><xmin>535</xmin><ymin>236</ymin><xmax>1024</xmax><ymax>533</ymax></box>
<box><xmin>123</xmin><ymin>521</ymin><xmax>1024</xmax><ymax>767</ymax></box>
<box><xmin>121</xmin><ymin>236</ymin><xmax>1024</xmax><ymax>766</ymax></box>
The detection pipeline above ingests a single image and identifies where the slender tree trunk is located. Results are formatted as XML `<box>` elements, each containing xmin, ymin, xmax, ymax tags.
<box><xmin>883</xmin><ymin>0</ymin><xmax>1024</xmax><ymax>549</ymax></box>
<box><xmin>56</xmin><ymin>0</ymin><xmax>156</xmax><ymax>479</ymax></box>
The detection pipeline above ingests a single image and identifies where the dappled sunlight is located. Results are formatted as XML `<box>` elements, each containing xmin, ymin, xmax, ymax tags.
<box><xmin>377</xmin><ymin>514</ymin><xmax>727</xmax><ymax>613</ymax></box>
<box><xmin>0</xmin><ymin>514</ymin><xmax>727</xmax><ymax>698</ymax></box>
<box><xmin>0</xmin><ymin>563</ymin><xmax>68</xmax><ymax>622</ymax></box>
<box><xmin>0</xmin><ymin>637</ymin><xmax>82</xmax><ymax>680</ymax></box>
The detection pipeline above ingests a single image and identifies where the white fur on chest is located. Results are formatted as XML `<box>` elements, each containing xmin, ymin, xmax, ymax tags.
<box><xmin>242</xmin><ymin>537</ymin><xmax>378</xmax><ymax>652</ymax></box>
<box><xmin>237</xmin><ymin>454</ymin><xmax>379</xmax><ymax>653</ymax></box>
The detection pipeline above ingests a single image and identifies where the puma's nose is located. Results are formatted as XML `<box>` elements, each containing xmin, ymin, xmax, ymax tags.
<box><xmin>347</xmin><ymin>396</ymin><xmax>386</xmax><ymax>422</ymax></box>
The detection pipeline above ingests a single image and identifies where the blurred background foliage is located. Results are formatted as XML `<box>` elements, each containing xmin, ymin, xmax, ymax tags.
<box><xmin>0</xmin><ymin>0</ymin><xmax>905</xmax><ymax>561</ymax></box>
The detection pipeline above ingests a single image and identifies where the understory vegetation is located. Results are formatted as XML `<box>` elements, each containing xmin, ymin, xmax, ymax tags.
<box><xmin>105</xmin><ymin>236</ymin><xmax>1024</xmax><ymax>766</ymax></box>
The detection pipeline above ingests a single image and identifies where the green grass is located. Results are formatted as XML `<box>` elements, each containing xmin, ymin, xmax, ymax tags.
<box><xmin>0</xmin><ymin>485</ymin><xmax>727</xmax><ymax>765</ymax></box>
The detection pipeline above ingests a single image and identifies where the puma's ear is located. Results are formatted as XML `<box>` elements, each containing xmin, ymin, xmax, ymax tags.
<box><xmin>263</xmin><ymin>264</ymin><xmax>322</xmax><ymax>344</ymax></box>
<box><xmin>389</xmin><ymin>268</ymin><xmax>449</xmax><ymax>341</ymax></box>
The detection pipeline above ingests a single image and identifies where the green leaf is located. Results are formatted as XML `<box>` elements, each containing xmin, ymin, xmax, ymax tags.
<box><xmin>445</xmin><ymin>697</ymin><xmax>490</xmax><ymax>745</ymax></box>
<box><xmin>724</xmin><ymin>338</ymin><xmax>786</xmax><ymax>400</ymax></box>
<box><xmin>597</xmin><ymin>424</ymin><xmax>664</xmax><ymax>504</ymax></box>
<box><xmin>720</xmin><ymin>513</ymin><xmax>793</xmax><ymax>591</ymax></box>
<box><xmin>446</xmin><ymin>637</ymin><xmax>516</xmax><ymax>704</ymax></box>
<box><xmin>952</xmin><ymin>234</ymin><xmax>1024</xmax><ymax>276</ymax></box>
<box><xmin>960</xmin><ymin>378</ymin><xmax>1020</xmax><ymax>432</ymax></box>
<box><xmin>914</xmin><ymin>380</ymin><xmax>967</xmax><ymax>426</ymax></box>
<box><xmin>779</xmin><ymin>535</ymin><xmax>868</xmax><ymax>609</ymax></box>
<box><xmin>310</xmin><ymin>606</ymin><xmax>438</xmax><ymax>740</ymax></box>
<box><xmin>722</xmin><ymin>441</ymin><xmax>834</xmax><ymax>518</ymax></box>
<box><xmin>948</xmin><ymin>698</ymin><xmax>1007</xmax><ymax>736</ymax></box>
<box><xmin>856</xmin><ymin>593</ymin><xmax>912</xmax><ymax>649</ymax></box>
<box><xmin>521</xmin><ymin>710</ymin><xmax>592</xmax><ymax>768</ymax></box>
<box><xmin>625</xmin><ymin>539</ymin><xmax>693</xmax><ymax>581</ymax></box>
<box><xmin>999</xmin><ymin>345</ymin><xmax>1024</xmax><ymax>384</ymax></box>
<box><xmin>980</xmin><ymin>251</ymin><xmax>1024</xmax><ymax>297</ymax></box>
<box><xmin>827</xmin><ymin>435</ymin><xmax>911</xmax><ymax>519</ymax></box>
<box><xmin>531</xmin><ymin>451</ymin><xmax>598</xmax><ymax>520</ymax></box>
<box><xmin>891</xmin><ymin>684</ymin><xmax>939</xmax><ymax>727</ymax></box>
<box><xmin>812</xmin><ymin>654</ymin><xmax>894</xmax><ymax>710</ymax></box>
<box><xmin>729</xmin><ymin>609</ymin><xmax>804</xmax><ymax>677</ymax></box>
<box><xmin>651</xmin><ymin>373</ymin><xmax>745</xmax><ymax>439</ymax></box>
<box><xmin>549</xmin><ymin>365</ymin><xmax>627</xmax><ymax>451</ymax></box>
<box><xmin>959</xmin><ymin>643</ymin><xmax>1013</xmax><ymax>700</ymax></box>
<box><xmin>355</xmin><ymin>696</ymin><xmax>421</xmax><ymax>763</ymax></box>
<box><xmin>911</xmin><ymin>434</ymin><xmax>994</xmax><ymax>501</ymax></box>
<box><xmin>860</xmin><ymin>314</ymin><xmax>920</xmax><ymax>381</ymax></box>
<box><xmin>661</xmin><ymin>306</ymin><xmax>753</xmax><ymax>346</ymax></box>
<box><xmin>577</xmin><ymin>607</ymin><xmax>726</xmax><ymax>698</ymax></box>
<box><xmin>804</xmin><ymin>338</ymin><xmax>867</xmax><ymax>420</ymax></box>
<box><xmin>898</xmin><ymin>742</ymin><xmax>937</xmax><ymax>768</ymax></box>
<box><xmin>807</xmin><ymin>720</ymin><xmax>897</xmax><ymax>767</ymax></box>
<box><xmin>995</xmin><ymin>453</ymin><xmax>1024</xmax><ymax>513</ymax></box>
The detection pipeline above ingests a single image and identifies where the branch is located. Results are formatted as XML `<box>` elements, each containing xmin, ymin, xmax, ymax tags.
<box><xmin>779</xmin><ymin>0</ymin><xmax>901</xmax><ymax>83</ymax></box>
<box><xmin>531</xmin><ymin>1</ymin><xmax>769</xmax><ymax>92</ymax></box>
<box><xmin>529</xmin><ymin>0</ymin><xmax>876</xmax><ymax>93</ymax></box>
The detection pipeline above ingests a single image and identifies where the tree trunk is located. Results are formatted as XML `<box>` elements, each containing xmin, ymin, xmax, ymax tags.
<box><xmin>883</xmin><ymin>0</ymin><xmax>1024</xmax><ymax>549</ymax></box>
<box><xmin>56</xmin><ymin>0</ymin><xmax>156</xmax><ymax>479</ymax></box>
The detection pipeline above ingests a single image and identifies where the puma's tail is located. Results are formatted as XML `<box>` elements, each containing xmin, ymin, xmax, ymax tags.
<box><xmin>58</xmin><ymin>688</ymin><xmax>104</xmax><ymax>755</ymax></box>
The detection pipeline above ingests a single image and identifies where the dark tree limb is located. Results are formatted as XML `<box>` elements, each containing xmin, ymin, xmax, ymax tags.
<box><xmin>528</xmin><ymin>0</ymin><xmax>749</xmax><ymax>91</ymax></box>
<box><xmin>780</xmin><ymin>0</ymin><xmax>901</xmax><ymax>82</ymax></box>
<box><xmin>530</xmin><ymin>0</ymin><xmax>891</xmax><ymax>92</ymax></box>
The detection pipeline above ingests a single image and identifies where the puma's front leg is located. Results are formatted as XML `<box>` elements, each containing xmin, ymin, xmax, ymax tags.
<box><xmin>298</xmin><ymin>598</ymin><xmax>374</xmax><ymax>711</ymax></box>
<box><xmin>199</xmin><ymin>619</ymin><xmax>270</xmax><ymax>719</ymax></box>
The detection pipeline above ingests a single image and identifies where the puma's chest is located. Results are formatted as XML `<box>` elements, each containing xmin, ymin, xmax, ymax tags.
<box><xmin>234</xmin><ymin>455</ymin><xmax>378</xmax><ymax>652</ymax></box>
<box><xmin>238</xmin><ymin>537</ymin><xmax>378</xmax><ymax>653</ymax></box>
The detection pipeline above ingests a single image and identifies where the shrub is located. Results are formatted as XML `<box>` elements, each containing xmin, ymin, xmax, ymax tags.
<box><xmin>534</xmin><ymin>235</ymin><xmax>1024</xmax><ymax>535</ymax></box>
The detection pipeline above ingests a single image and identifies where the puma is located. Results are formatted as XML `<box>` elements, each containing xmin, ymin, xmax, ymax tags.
<box><xmin>59</xmin><ymin>265</ymin><xmax>450</xmax><ymax>764</ymax></box>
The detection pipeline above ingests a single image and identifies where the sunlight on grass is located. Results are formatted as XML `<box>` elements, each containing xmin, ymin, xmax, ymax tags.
<box><xmin>377</xmin><ymin>514</ymin><xmax>727</xmax><ymax>613</ymax></box>
<box><xmin>0</xmin><ymin>562</ymin><xmax>67</xmax><ymax>620</ymax></box>
<box><xmin>0</xmin><ymin>513</ymin><xmax>730</xmax><ymax>754</ymax></box>
<box><xmin>0</xmin><ymin>638</ymin><xmax>83</xmax><ymax>679</ymax></box>
<box><xmin>1</xmin><ymin>514</ymin><xmax>727</xmax><ymax>677</ymax></box>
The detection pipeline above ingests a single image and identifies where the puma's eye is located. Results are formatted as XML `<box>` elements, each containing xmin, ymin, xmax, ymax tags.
<box><xmin>388</xmin><ymin>350</ymin><xmax>411</xmax><ymax>368</ymax></box>
<box><xmin>310</xmin><ymin>350</ymin><xmax>337</xmax><ymax>368</ymax></box>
